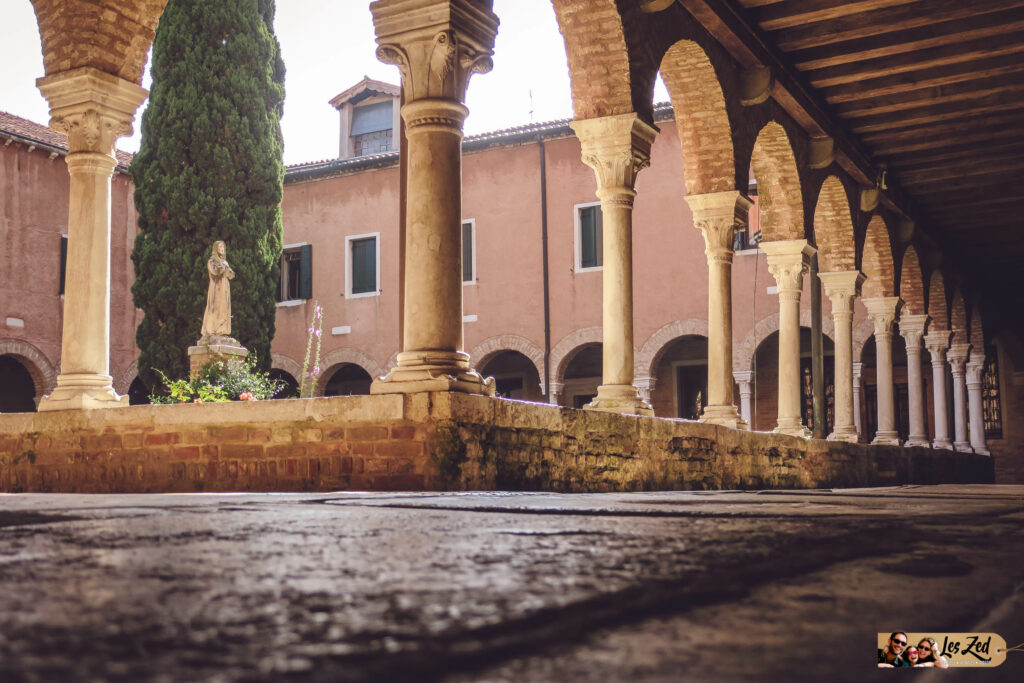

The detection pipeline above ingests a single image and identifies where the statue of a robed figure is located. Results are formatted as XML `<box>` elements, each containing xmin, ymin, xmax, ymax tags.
<box><xmin>189</xmin><ymin>240</ymin><xmax>247</xmax><ymax>376</ymax></box>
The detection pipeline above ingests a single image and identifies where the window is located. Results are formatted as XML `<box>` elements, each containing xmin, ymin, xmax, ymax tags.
<box><xmin>278</xmin><ymin>244</ymin><xmax>312</xmax><ymax>301</ymax></box>
<box><xmin>462</xmin><ymin>219</ymin><xmax>475</xmax><ymax>283</ymax></box>
<box><xmin>353</xmin><ymin>129</ymin><xmax>392</xmax><ymax>156</ymax></box>
<box><xmin>983</xmin><ymin>347</ymin><xmax>1003</xmax><ymax>439</ymax></box>
<box><xmin>575</xmin><ymin>203</ymin><xmax>603</xmax><ymax>270</ymax></box>
<box><xmin>346</xmin><ymin>233</ymin><xmax>379</xmax><ymax>297</ymax></box>
<box><xmin>59</xmin><ymin>234</ymin><xmax>67</xmax><ymax>295</ymax></box>
<box><xmin>350</xmin><ymin>101</ymin><xmax>394</xmax><ymax>157</ymax></box>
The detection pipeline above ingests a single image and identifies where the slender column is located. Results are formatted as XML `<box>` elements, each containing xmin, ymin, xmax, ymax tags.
<box><xmin>686</xmin><ymin>191</ymin><xmax>752</xmax><ymax>429</ymax></box>
<box><xmin>965</xmin><ymin>349</ymin><xmax>990</xmax><ymax>455</ymax></box>
<box><xmin>899</xmin><ymin>314</ymin><xmax>930</xmax><ymax>447</ymax></box>
<box><xmin>819</xmin><ymin>271</ymin><xmax>865</xmax><ymax>442</ymax></box>
<box><xmin>863</xmin><ymin>297</ymin><xmax>902</xmax><ymax>446</ymax></box>
<box><xmin>852</xmin><ymin>362</ymin><xmax>863</xmax><ymax>440</ymax></box>
<box><xmin>948</xmin><ymin>342</ymin><xmax>973</xmax><ymax>453</ymax></box>
<box><xmin>35</xmin><ymin>68</ymin><xmax>147</xmax><ymax>411</ymax></box>
<box><xmin>761</xmin><ymin>240</ymin><xmax>815</xmax><ymax>438</ymax></box>
<box><xmin>371</xmin><ymin>0</ymin><xmax>498</xmax><ymax>396</ymax></box>
<box><xmin>571</xmin><ymin>114</ymin><xmax>657</xmax><ymax>416</ymax></box>
<box><xmin>925</xmin><ymin>330</ymin><xmax>954</xmax><ymax>450</ymax></box>
<box><xmin>733</xmin><ymin>371</ymin><xmax>754</xmax><ymax>428</ymax></box>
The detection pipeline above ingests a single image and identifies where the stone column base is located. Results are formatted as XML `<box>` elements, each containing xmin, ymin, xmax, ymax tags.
<box><xmin>932</xmin><ymin>439</ymin><xmax>954</xmax><ymax>451</ymax></box>
<box><xmin>37</xmin><ymin>373</ymin><xmax>128</xmax><ymax>411</ymax></box>
<box><xmin>774</xmin><ymin>418</ymin><xmax>812</xmax><ymax>439</ymax></box>
<box><xmin>872</xmin><ymin>431</ymin><xmax>901</xmax><ymax>446</ymax></box>
<box><xmin>954</xmin><ymin>442</ymin><xmax>974</xmax><ymax>454</ymax></box>
<box><xmin>826</xmin><ymin>428</ymin><xmax>859</xmax><ymax>443</ymax></box>
<box><xmin>371</xmin><ymin>351</ymin><xmax>495</xmax><ymax>396</ymax></box>
<box><xmin>972</xmin><ymin>446</ymin><xmax>991</xmax><ymax>456</ymax></box>
<box><xmin>188</xmin><ymin>340</ymin><xmax>248</xmax><ymax>378</ymax></box>
<box><xmin>584</xmin><ymin>384</ymin><xmax>654</xmax><ymax>417</ymax></box>
<box><xmin>699</xmin><ymin>404</ymin><xmax>749</xmax><ymax>430</ymax></box>
<box><xmin>904</xmin><ymin>437</ymin><xmax>931</xmax><ymax>448</ymax></box>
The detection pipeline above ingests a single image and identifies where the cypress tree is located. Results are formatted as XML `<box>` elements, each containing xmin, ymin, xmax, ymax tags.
<box><xmin>131</xmin><ymin>0</ymin><xmax>285</xmax><ymax>388</ymax></box>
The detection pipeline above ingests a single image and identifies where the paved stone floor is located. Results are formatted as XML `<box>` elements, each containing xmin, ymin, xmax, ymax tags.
<box><xmin>0</xmin><ymin>485</ymin><xmax>1022</xmax><ymax>682</ymax></box>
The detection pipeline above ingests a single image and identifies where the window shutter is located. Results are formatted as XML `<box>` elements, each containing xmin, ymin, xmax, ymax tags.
<box><xmin>59</xmin><ymin>235</ymin><xmax>68</xmax><ymax>295</ymax></box>
<box><xmin>351</xmin><ymin>238</ymin><xmax>376</xmax><ymax>294</ymax></box>
<box><xmin>299</xmin><ymin>244</ymin><xmax>313</xmax><ymax>300</ymax></box>
<box><xmin>462</xmin><ymin>222</ymin><xmax>473</xmax><ymax>282</ymax></box>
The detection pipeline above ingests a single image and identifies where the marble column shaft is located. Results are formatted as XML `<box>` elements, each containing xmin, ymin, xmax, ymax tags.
<box><xmin>819</xmin><ymin>271</ymin><xmax>864</xmax><ymax>443</ymax></box>
<box><xmin>899</xmin><ymin>315</ymin><xmax>931</xmax><ymax>447</ymax></box>
<box><xmin>733</xmin><ymin>371</ymin><xmax>754</xmax><ymax>429</ymax></box>
<box><xmin>965</xmin><ymin>352</ymin><xmax>990</xmax><ymax>455</ymax></box>
<box><xmin>948</xmin><ymin>342</ymin><xmax>973</xmax><ymax>453</ymax></box>
<box><xmin>925</xmin><ymin>330</ymin><xmax>954</xmax><ymax>450</ymax></box>
<box><xmin>863</xmin><ymin>297</ymin><xmax>902</xmax><ymax>446</ymax></box>
<box><xmin>852</xmin><ymin>362</ymin><xmax>863</xmax><ymax>440</ymax></box>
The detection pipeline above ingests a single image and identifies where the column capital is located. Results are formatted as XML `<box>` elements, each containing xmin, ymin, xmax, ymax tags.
<box><xmin>571</xmin><ymin>114</ymin><xmax>658</xmax><ymax>202</ymax></box>
<box><xmin>924</xmin><ymin>329</ymin><xmax>952</xmax><ymax>358</ymax></box>
<box><xmin>899</xmin><ymin>313</ymin><xmax>930</xmax><ymax>346</ymax></box>
<box><xmin>686</xmin><ymin>190</ymin><xmax>753</xmax><ymax>256</ymax></box>
<box><xmin>761</xmin><ymin>239</ymin><xmax>815</xmax><ymax>292</ymax></box>
<box><xmin>733</xmin><ymin>370</ymin><xmax>753</xmax><ymax>384</ymax></box>
<box><xmin>965</xmin><ymin>359</ymin><xmax>985</xmax><ymax>385</ymax></box>
<box><xmin>948</xmin><ymin>342</ymin><xmax>972</xmax><ymax>368</ymax></box>
<box><xmin>819</xmin><ymin>270</ymin><xmax>865</xmax><ymax>311</ymax></box>
<box><xmin>372</xmin><ymin>0</ymin><xmax>499</xmax><ymax>103</ymax></box>
<box><xmin>852</xmin><ymin>362</ymin><xmax>863</xmax><ymax>380</ymax></box>
<box><xmin>862</xmin><ymin>296</ymin><xmax>902</xmax><ymax>335</ymax></box>
<box><xmin>36</xmin><ymin>66</ymin><xmax>147</xmax><ymax>156</ymax></box>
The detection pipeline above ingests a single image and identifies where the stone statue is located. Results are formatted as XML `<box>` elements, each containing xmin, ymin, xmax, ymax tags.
<box><xmin>199</xmin><ymin>240</ymin><xmax>237</xmax><ymax>344</ymax></box>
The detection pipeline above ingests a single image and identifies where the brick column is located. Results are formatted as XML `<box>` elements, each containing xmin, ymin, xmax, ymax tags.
<box><xmin>863</xmin><ymin>297</ymin><xmax>902</xmax><ymax>446</ymax></box>
<box><xmin>686</xmin><ymin>191</ymin><xmax>752</xmax><ymax>429</ymax></box>
<box><xmin>948</xmin><ymin>342</ymin><xmax>973</xmax><ymax>453</ymax></box>
<box><xmin>570</xmin><ymin>114</ymin><xmax>657</xmax><ymax>416</ymax></box>
<box><xmin>965</xmin><ymin>350</ymin><xmax>990</xmax><ymax>455</ymax></box>
<box><xmin>852</xmin><ymin>362</ymin><xmax>863</xmax><ymax>441</ymax></box>
<box><xmin>36</xmin><ymin>68</ymin><xmax>147</xmax><ymax>412</ymax></box>
<box><xmin>899</xmin><ymin>314</ymin><xmax>930</xmax><ymax>447</ymax></box>
<box><xmin>761</xmin><ymin>240</ymin><xmax>815</xmax><ymax>438</ymax></box>
<box><xmin>733</xmin><ymin>370</ymin><xmax>754</xmax><ymax>428</ymax></box>
<box><xmin>370</xmin><ymin>0</ymin><xmax>498</xmax><ymax>397</ymax></box>
<box><xmin>925</xmin><ymin>330</ymin><xmax>954</xmax><ymax>450</ymax></box>
<box><xmin>819</xmin><ymin>271</ymin><xmax>864</xmax><ymax>443</ymax></box>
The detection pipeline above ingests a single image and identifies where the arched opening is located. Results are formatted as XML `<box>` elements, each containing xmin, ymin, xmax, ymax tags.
<box><xmin>751</xmin><ymin>329</ymin><xmax>834</xmax><ymax>432</ymax></box>
<box><xmin>128</xmin><ymin>377</ymin><xmax>151</xmax><ymax>405</ymax></box>
<box><xmin>480</xmin><ymin>351</ymin><xmax>543</xmax><ymax>401</ymax></box>
<box><xmin>562</xmin><ymin>343</ymin><xmax>602</xmax><ymax>409</ymax></box>
<box><xmin>268</xmin><ymin>369</ymin><xmax>299</xmax><ymax>399</ymax></box>
<box><xmin>860</xmin><ymin>335</ymin><xmax>924</xmax><ymax>442</ymax></box>
<box><xmin>650</xmin><ymin>335</ymin><xmax>709</xmax><ymax>419</ymax></box>
<box><xmin>0</xmin><ymin>356</ymin><xmax>37</xmax><ymax>413</ymax></box>
<box><xmin>323</xmin><ymin>363</ymin><xmax>372</xmax><ymax>397</ymax></box>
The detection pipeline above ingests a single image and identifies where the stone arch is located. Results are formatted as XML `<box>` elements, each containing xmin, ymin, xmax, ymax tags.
<box><xmin>950</xmin><ymin>289</ymin><xmax>968</xmax><ymax>343</ymax></box>
<box><xmin>271</xmin><ymin>352</ymin><xmax>302</xmax><ymax>383</ymax></box>
<box><xmin>927</xmin><ymin>270</ymin><xmax>949</xmax><ymax>330</ymax></box>
<box><xmin>550</xmin><ymin>0</ymin><xmax>655</xmax><ymax>122</ymax></box>
<box><xmin>659</xmin><ymin>40</ymin><xmax>735</xmax><ymax>195</ymax></box>
<box><xmin>113</xmin><ymin>360</ymin><xmax>138</xmax><ymax>396</ymax></box>
<box><xmin>315</xmin><ymin>348</ymin><xmax>386</xmax><ymax>395</ymax></box>
<box><xmin>32</xmin><ymin>0</ymin><xmax>167</xmax><ymax>84</ymax></box>
<box><xmin>550</xmin><ymin>326</ymin><xmax>605</xmax><ymax>387</ymax></box>
<box><xmin>470</xmin><ymin>335</ymin><xmax>545</xmax><ymax>389</ymax></box>
<box><xmin>636</xmin><ymin>319</ymin><xmax>710</xmax><ymax>380</ymax></box>
<box><xmin>812</xmin><ymin>175</ymin><xmax>856</xmax><ymax>272</ymax></box>
<box><xmin>735</xmin><ymin>311</ymin><xmax>835</xmax><ymax>373</ymax></box>
<box><xmin>749</xmin><ymin>121</ymin><xmax>804</xmax><ymax>241</ymax></box>
<box><xmin>860</xmin><ymin>215</ymin><xmax>895</xmax><ymax>298</ymax></box>
<box><xmin>898</xmin><ymin>245</ymin><xmax>926</xmax><ymax>316</ymax></box>
<box><xmin>0</xmin><ymin>339</ymin><xmax>57</xmax><ymax>401</ymax></box>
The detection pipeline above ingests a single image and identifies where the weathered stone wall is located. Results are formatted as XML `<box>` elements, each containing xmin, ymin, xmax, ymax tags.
<box><xmin>0</xmin><ymin>393</ymin><xmax>992</xmax><ymax>493</ymax></box>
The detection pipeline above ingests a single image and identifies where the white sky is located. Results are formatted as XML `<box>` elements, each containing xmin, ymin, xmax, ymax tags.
<box><xmin>0</xmin><ymin>1</ymin><xmax>669</xmax><ymax>166</ymax></box>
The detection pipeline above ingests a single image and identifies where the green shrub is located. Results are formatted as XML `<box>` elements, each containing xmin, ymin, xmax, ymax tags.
<box><xmin>150</xmin><ymin>355</ymin><xmax>283</xmax><ymax>404</ymax></box>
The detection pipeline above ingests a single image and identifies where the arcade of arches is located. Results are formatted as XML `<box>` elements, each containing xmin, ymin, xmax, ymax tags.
<box><xmin>7</xmin><ymin>1</ymin><xmax>1022</xmax><ymax>482</ymax></box>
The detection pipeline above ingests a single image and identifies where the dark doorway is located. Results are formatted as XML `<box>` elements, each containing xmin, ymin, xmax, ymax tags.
<box><xmin>676</xmin><ymin>364</ymin><xmax>707</xmax><ymax>420</ymax></box>
<box><xmin>324</xmin><ymin>364</ymin><xmax>372</xmax><ymax>396</ymax></box>
<box><xmin>0</xmin><ymin>356</ymin><xmax>37</xmax><ymax>413</ymax></box>
<box><xmin>268</xmin><ymin>369</ymin><xmax>299</xmax><ymax>398</ymax></box>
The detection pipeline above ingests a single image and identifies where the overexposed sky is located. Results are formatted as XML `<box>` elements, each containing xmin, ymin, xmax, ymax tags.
<box><xmin>0</xmin><ymin>1</ymin><xmax>668</xmax><ymax>166</ymax></box>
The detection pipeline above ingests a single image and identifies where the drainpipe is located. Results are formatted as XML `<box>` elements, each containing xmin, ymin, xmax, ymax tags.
<box><xmin>539</xmin><ymin>134</ymin><xmax>552</xmax><ymax>402</ymax></box>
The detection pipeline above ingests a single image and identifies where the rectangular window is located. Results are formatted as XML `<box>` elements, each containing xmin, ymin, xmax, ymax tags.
<box><xmin>346</xmin><ymin>233</ymin><xmax>379</xmax><ymax>298</ymax></box>
<box><xmin>353</xmin><ymin>129</ymin><xmax>393</xmax><ymax>156</ymax></box>
<box><xmin>278</xmin><ymin>244</ymin><xmax>312</xmax><ymax>301</ymax></box>
<box><xmin>351</xmin><ymin>101</ymin><xmax>394</xmax><ymax>156</ymax></box>
<box><xmin>462</xmin><ymin>219</ymin><xmax>475</xmax><ymax>283</ymax></box>
<box><xmin>983</xmin><ymin>347</ymin><xmax>1003</xmax><ymax>439</ymax></box>
<box><xmin>59</xmin><ymin>234</ymin><xmax>67</xmax><ymax>295</ymax></box>
<box><xmin>576</xmin><ymin>204</ymin><xmax>603</xmax><ymax>270</ymax></box>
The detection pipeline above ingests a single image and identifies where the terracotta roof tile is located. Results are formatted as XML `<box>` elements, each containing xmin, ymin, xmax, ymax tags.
<box><xmin>0</xmin><ymin>110</ymin><xmax>134</xmax><ymax>169</ymax></box>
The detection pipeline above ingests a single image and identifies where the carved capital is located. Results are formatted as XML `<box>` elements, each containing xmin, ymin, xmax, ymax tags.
<box><xmin>819</xmin><ymin>270</ymin><xmax>865</xmax><ymax>315</ymax></box>
<box><xmin>924</xmin><ymin>329</ymin><xmax>953</xmax><ymax>361</ymax></box>
<box><xmin>401</xmin><ymin>98</ymin><xmax>468</xmax><ymax>133</ymax></box>
<box><xmin>965</xmin><ymin>360</ymin><xmax>985</xmax><ymax>385</ymax></box>
<box><xmin>947</xmin><ymin>342</ymin><xmax>972</xmax><ymax>371</ymax></box>
<box><xmin>571</xmin><ymin>114</ymin><xmax>658</xmax><ymax>203</ymax></box>
<box><xmin>372</xmin><ymin>0</ymin><xmax>499</xmax><ymax>103</ymax></box>
<box><xmin>687</xmin><ymin>191</ymin><xmax>752</xmax><ymax>259</ymax></box>
<box><xmin>862</xmin><ymin>297</ymin><xmax>902</xmax><ymax>336</ymax></box>
<box><xmin>761</xmin><ymin>239</ymin><xmax>815</xmax><ymax>293</ymax></box>
<box><xmin>899</xmin><ymin>313</ymin><xmax>930</xmax><ymax>349</ymax></box>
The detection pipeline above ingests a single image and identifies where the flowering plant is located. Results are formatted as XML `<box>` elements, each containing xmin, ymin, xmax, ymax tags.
<box><xmin>300</xmin><ymin>302</ymin><xmax>324</xmax><ymax>398</ymax></box>
<box><xmin>149</xmin><ymin>355</ymin><xmax>282</xmax><ymax>404</ymax></box>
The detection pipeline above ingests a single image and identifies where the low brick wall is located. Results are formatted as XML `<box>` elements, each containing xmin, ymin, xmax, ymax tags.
<box><xmin>0</xmin><ymin>393</ymin><xmax>993</xmax><ymax>493</ymax></box>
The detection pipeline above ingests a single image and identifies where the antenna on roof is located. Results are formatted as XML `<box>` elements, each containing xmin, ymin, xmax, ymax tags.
<box><xmin>528</xmin><ymin>89</ymin><xmax>534</xmax><ymax>123</ymax></box>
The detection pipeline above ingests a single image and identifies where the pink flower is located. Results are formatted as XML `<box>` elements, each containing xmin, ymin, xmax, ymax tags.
<box><xmin>315</xmin><ymin>329</ymin><xmax>321</xmax><ymax>337</ymax></box>
<box><xmin>239</xmin><ymin>392</ymin><xmax>253</xmax><ymax>401</ymax></box>
<box><xmin>313</xmin><ymin>366</ymin><xmax>320</xmax><ymax>375</ymax></box>
<box><xmin>307</xmin><ymin>327</ymin><xmax>314</xmax><ymax>334</ymax></box>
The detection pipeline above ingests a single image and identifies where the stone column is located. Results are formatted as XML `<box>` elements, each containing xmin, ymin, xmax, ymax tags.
<box><xmin>852</xmin><ymin>362</ymin><xmax>863</xmax><ymax>440</ymax></box>
<box><xmin>899</xmin><ymin>314</ymin><xmax>930</xmax><ymax>447</ymax></box>
<box><xmin>948</xmin><ymin>342</ymin><xmax>973</xmax><ymax>453</ymax></box>
<box><xmin>370</xmin><ymin>0</ymin><xmax>498</xmax><ymax>396</ymax></box>
<box><xmin>35</xmin><ymin>68</ymin><xmax>147</xmax><ymax>412</ymax></box>
<box><xmin>571</xmin><ymin>114</ymin><xmax>657</xmax><ymax>416</ymax></box>
<box><xmin>925</xmin><ymin>330</ymin><xmax>954</xmax><ymax>450</ymax></box>
<box><xmin>761</xmin><ymin>240</ymin><xmax>815</xmax><ymax>438</ymax></box>
<box><xmin>965</xmin><ymin>349</ymin><xmax>990</xmax><ymax>455</ymax></box>
<box><xmin>862</xmin><ymin>297</ymin><xmax>902</xmax><ymax>446</ymax></box>
<box><xmin>733</xmin><ymin>370</ymin><xmax>754</xmax><ymax>428</ymax></box>
<box><xmin>686</xmin><ymin>191</ymin><xmax>752</xmax><ymax>429</ymax></box>
<box><xmin>818</xmin><ymin>271</ymin><xmax>865</xmax><ymax>442</ymax></box>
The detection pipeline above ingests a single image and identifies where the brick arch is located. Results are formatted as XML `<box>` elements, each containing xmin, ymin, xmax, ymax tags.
<box><xmin>734</xmin><ymin>312</ymin><xmax>835</xmax><ymax>373</ymax></box>
<box><xmin>32</xmin><ymin>0</ymin><xmax>168</xmax><ymax>84</ymax></box>
<box><xmin>315</xmin><ymin>348</ymin><xmax>386</xmax><ymax>396</ymax></box>
<box><xmin>636</xmin><ymin>319</ymin><xmax>709</xmax><ymax>380</ymax></box>
<box><xmin>950</xmin><ymin>289</ymin><xmax>968</xmax><ymax>343</ymax></box>
<box><xmin>860</xmin><ymin>215</ymin><xmax>895</xmax><ymax>298</ymax></box>
<box><xmin>750</xmin><ymin>121</ymin><xmax>804</xmax><ymax>241</ymax></box>
<box><xmin>969</xmin><ymin>306</ymin><xmax>985</xmax><ymax>350</ymax></box>
<box><xmin>112</xmin><ymin>359</ymin><xmax>138</xmax><ymax>395</ymax></box>
<box><xmin>0</xmin><ymin>338</ymin><xmax>58</xmax><ymax>401</ymax></box>
<box><xmin>898</xmin><ymin>245</ymin><xmax>926</xmax><ymax>317</ymax></box>
<box><xmin>550</xmin><ymin>0</ymin><xmax>655</xmax><ymax>122</ymax></box>
<box><xmin>470</xmin><ymin>335</ymin><xmax>545</xmax><ymax>386</ymax></box>
<box><xmin>927</xmin><ymin>270</ymin><xmax>949</xmax><ymax>330</ymax></box>
<box><xmin>852</xmin><ymin>315</ymin><xmax>878</xmax><ymax>363</ymax></box>
<box><xmin>659</xmin><ymin>40</ymin><xmax>735</xmax><ymax>195</ymax></box>
<box><xmin>271</xmin><ymin>352</ymin><xmax>302</xmax><ymax>382</ymax></box>
<box><xmin>812</xmin><ymin>175</ymin><xmax>856</xmax><ymax>272</ymax></box>
<box><xmin>550</xmin><ymin>326</ymin><xmax>607</xmax><ymax>386</ymax></box>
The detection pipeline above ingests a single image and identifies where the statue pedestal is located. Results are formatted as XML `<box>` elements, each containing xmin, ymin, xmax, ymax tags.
<box><xmin>188</xmin><ymin>337</ymin><xmax>248</xmax><ymax>378</ymax></box>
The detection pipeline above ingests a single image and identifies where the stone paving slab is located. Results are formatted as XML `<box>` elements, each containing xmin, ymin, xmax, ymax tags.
<box><xmin>0</xmin><ymin>486</ymin><xmax>1022</xmax><ymax>682</ymax></box>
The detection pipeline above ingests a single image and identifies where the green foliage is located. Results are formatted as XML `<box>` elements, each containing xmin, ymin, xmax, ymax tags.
<box><xmin>131</xmin><ymin>0</ymin><xmax>286</xmax><ymax>387</ymax></box>
<box><xmin>150</xmin><ymin>355</ymin><xmax>283</xmax><ymax>404</ymax></box>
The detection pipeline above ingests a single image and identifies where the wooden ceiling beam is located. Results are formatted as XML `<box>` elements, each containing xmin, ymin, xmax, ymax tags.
<box><xmin>751</xmin><ymin>0</ymin><xmax>918</xmax><ymax>32</ymax></box>
<box><xmin>837</xmin><ymin>74</ymin><xmax>1024</xmax><ymax>119</ymax></box>
<box><xmin>893</xmin><ymin>142</ymin><xmax>1024</xmax><ymax>172</ymax></box>
<box><xmin>849</xmin><ymin>96</ymin><xmax>1024</xmax><ymax>134</ymax></box>
<box><xmin>928</xmin><ymin>194</ymin><xmax>1024</xmax><ymax>211</ymax></box>
<box><xmin>861</xmin><ymin>114</ymin><xmax>1024</xmax><ymax>150</ymax></box>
